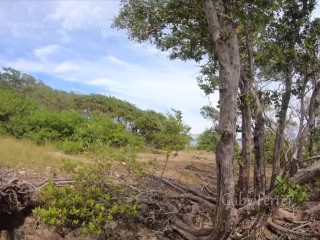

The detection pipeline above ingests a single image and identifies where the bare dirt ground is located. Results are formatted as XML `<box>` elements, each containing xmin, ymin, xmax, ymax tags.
<box><xmin>137</xmin><ymin>150</ymin><xmax>273</xmax><ymax>187</ymax></box>
<box><xmin>138</xmin><ymin>150</ymin><xmax>216</xmax><ymax>187</ymax></box>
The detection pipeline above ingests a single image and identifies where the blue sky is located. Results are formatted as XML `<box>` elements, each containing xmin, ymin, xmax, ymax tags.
<box><xmin>0</xmin><ymin>0</ymin><xmax>216</xmax><ymax>134</ymax></box>
<box><xmin>0</xmin><ymin>1</ymin><xmax>319</xmax><ymax>134</ymax></box>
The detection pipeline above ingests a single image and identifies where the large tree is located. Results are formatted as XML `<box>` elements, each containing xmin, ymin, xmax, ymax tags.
<box><xmin>113</xmin><ymin>0</ymin><xmax>268</xmax><ymax>238</ymax></box>
<box><xmin>113</xmin><ymin>0</ymin><xmax>319</xmax><ymax>239</ymax></box>
<box><xmin>256</xmin><ymin>0</ymin><xmax>317</xmax><ymax>190</ymax></box>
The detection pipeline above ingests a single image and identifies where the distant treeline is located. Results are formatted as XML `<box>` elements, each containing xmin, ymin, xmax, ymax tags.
<box><xmin>0</xmin><ymin>67</ymin><xmax>190</xmax><ymax>153</ymax></box>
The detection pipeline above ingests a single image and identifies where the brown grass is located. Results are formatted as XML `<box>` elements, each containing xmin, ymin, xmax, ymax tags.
<box><xmin>137</xmin><ymin>149</ymin><xmax>273</xmax><ymax>187</ymax></box>
<box><xmin>137</xmin><ymin>149</ymin><xmax>216</xmax><ymax>187</ymax></box>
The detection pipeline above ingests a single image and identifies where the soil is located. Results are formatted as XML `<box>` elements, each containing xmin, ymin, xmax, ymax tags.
<box><xmin>138</xmin><ymin>150</ymin><xmax>216</xmax><ymax>187</ymax></box>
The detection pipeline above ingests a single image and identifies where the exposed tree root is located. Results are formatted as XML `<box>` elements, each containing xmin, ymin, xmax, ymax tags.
<box><xmin>3</xmin><ymin>159</ymin><xmax>320</xmax><ymax>239</ymax></box>
<box><xmin>136</xmin><ymin>161</ymin><xmax>320</xmax><ymax>239</ymax></box>
<box><xmin>34</xmin><ymin>178</ymin><xmax>76</xmax><ymax>190</ymax></box>
<box><xmin>267</xmin><ymin>219</ymin><xmax>320</xmax><ymax>238</ymax></box>
<box><xmin>0</xmin><ymin>178</ymin><xmax>36</xmax><ymax>213</ymax></box>
<box><xmin>291</xmin><ymin>162</ymin><xmax>320</xmax><ymax>184</ymax></box>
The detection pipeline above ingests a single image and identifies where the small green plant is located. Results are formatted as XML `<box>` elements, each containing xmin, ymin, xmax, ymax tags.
<box><xmin>60</xmin><ymin>159</ymin><xmax>79</xmax><ymax>173</ymax></box>
<box><xmin>275</xmin><ymin>176</ymin><xmax>308</xmax><ymax>205</ymax></box>
<box><xmin>85</xmin><ymin>144</ymin><xmax>144</xmax><ymax>177</ymax></box>
<box><xmin>60</xmin><ymin>140</ymin><xmax>84</xmax><ymax>154</ymax></box>
<box><xmin>34</xmin><ymin>167</ymin><xmax>139</xmax><ymax>236</ymax></box>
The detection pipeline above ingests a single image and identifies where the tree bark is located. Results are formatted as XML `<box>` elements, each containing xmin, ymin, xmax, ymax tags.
<box><xmin>270</xmin><ymin>68</ymin><xmax>293</xmax><ymax>190</ymax></box>
<box><xmin>253</xmin><ymin>91</ymin><xmax>266</xmax><ymax>197</ymax></box>
<box><xmin>308</xmin><ymin>127</ymin><xmax>315</xmax><ymax>157</ymax></box>
<box><xmin>203</xmin><ymin>1</ymin><xmax>240</xmax><ymax>239</ymax></box>
<box><xmin>295</xmin><ymin>77</ymin><xmax>308</xmax><ymax>162</ymax></box>
<box><xmin>237</xmin><ymin>31</ymin><xmax>253</xmax><ymax>201</ymax></box>
<box><xmin>237</xmin><ymin>75</ymin><xmax>252</xmax><ymax>201</ymax></box>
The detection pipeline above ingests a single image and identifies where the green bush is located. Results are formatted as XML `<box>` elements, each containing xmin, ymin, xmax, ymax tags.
<box><xmin>275</xmin><ymin>176</ymin><xmax>308</xmax><ymax>205</ymax></box>
<box><xmin>60</xmin><ymin>140</ymin><xmax>84</xmax><ymax>154</ymax></box>
<box><xmin>264</xmin><ymin>131</ymin><xmax>290</xmax><ymax>164</ymax></box>
<box><xmin>84</xmin><ymin>144</ymin><xmax>144</xmax><ymax>177</ymax></box>
<box><xmin>197</xmin><ymin>128</ymin><xmax>220</xmax><ymax>152</ymax></box>
<box><xmin>152</xmin><ymin>110</ymin><xmax>191</xmax><ymax>152</ymax></box>
<box><xmin>34</xmin><ymin>167</ymin><xmax>139</xmax><ymax>236</ymax></box>
<box><xmin>72</xmin><ymin>114</ymin><xmax>144</xmax><ymax>150</ymax></box>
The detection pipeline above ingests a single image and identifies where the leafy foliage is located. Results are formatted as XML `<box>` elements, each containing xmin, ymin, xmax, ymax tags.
<box><xmin>275</xmin><ymin>176</ymin><xmax>308</xmax><ymax>205</ymax></box>
<box><xmin>196</xmin><ymin>128</ymin><xmax>220</xmax><ymax>152</ymax></box>
<box><xmin>34</xmin><ymin>165</ymin><xmax>138</xmax><ymax>235</ymax></box>
<box><xmin>0</xmin><ymin>68</ymin><xmax>192</xmax><ymax>155</ymax></box>
<box><xmin>264</xmin><ymin>131</ymin><xmax>289</xmax><ymax>164</ymax></box>
<box><xmin>152</xmin><ymin>109</ymin><xmax>191</xmax><ymax>154</ymax></box>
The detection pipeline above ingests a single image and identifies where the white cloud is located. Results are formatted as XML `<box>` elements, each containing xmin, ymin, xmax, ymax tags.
<box><xmin>3</xmin><ymin>58</ymin><xmax>48</xmax><ymax>72</ymax></box>
<box><xmin>1</xmin><ymin>52</ymin><xmax>212</xmax><ymax>133</ymax></box>
<box><xmin>0</xmin><ymin>1</ymin><xmax>214</xmax><ymax>134</ymax></box>
<box><xmin>54</xmin><ymin>61</ymin><xmax>80</xmax><ymax>73</ymax></box>
<box><xmin>34</xmin><ymin>44</ymin><xmax>60</xmax><ymax>61</ymax></box>
<box><xmin>46</xmin><ymin>2</ymin><xmax>107</xmax><ymax>29</ymax></box>
<box><xmin>88</xmin><ymin>78</ymin><xmax>117</xmax><ymax>86</ymax></box>
<box><xmin>127</xmin><ymin>42</ymin><xmax>168</xmax><ymax>57</ymax></box>
<box><xmin>44</xmin><ymin>1</ymin><xmax>121</xmax><ymax>41</ymax></box>
<box><xmin>105</xmin><ymin>56</ymin><xmax>132</xmax><ymax>68</ymax></box>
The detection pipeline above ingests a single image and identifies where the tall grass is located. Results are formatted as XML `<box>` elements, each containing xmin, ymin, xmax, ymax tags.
<box><xmin>0</xmin><ymin>136</ymin><xmax>61</xmax><ymax>168</ymax></box>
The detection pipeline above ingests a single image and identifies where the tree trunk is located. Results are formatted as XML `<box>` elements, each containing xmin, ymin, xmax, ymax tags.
<box><xmin>237</xmin><ymin>31</ymin><xmax>253</xmax><ymax>201</ymax></box>
<box><xmin>203</xmin><ymin>1</ymin><xmax>240</xmax><ymax>239</ymax></box>
<box><xmin>237</xmin><ymin>75</ymin><xmax>251</xmax><ymax>200</ymax></box>
<box><xmin>290</xmin><ymin>80</ymin><xmax>320</xmax><ymax>175</ymax></box>
<box><xmin>251</xmin><ymin>86</ymin><xmax>266</xmax><ymax>197</ymax></box>
<box><xmin>253</xmin><ymin>103</ymin><xmax>266</xmax><ymax>197</ymax></box>
<box><xmin>308</xmin><ymin>127</ymin><xmax>315</xmax><ymax>157</ymax></box>
<box><xmin>297</xmin><ymin>81</ymin><xmax>320</xmax><ymax>160</ymax></box>
<box><xmin>270</xmin><ymin>68</ymin><xmax>293</xmax><ymax>190</ymax></box>
<box><xmin>296</xmin><ymin>77</ymin><xmax>308</xmax><ymax>162</ymax></box>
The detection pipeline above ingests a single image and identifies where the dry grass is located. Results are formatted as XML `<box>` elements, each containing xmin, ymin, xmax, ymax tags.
<box><xmin>137</xmin><ymin>149</ymin><xmax>274</xmax><ymax>187</ymax></box>
<box><xmin>137</xmin><ymin>150</ymin><xmax>216</xmax><ymax>187</ymax></box>
<box><xmin>0</xmin><ymin>136</ymin><xmax>63</xmax><ymax>168</ymax></box>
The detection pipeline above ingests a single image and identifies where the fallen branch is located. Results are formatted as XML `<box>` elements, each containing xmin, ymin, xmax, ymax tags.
<box><xmin>300</xmin><ymin>155</ymin><xmax>320</xmax><ymax>164</ymax></box>
<box><xmin>267</xmin><ymin>219</ymin><xmax>320</xmax><ymax>237</ymax></box>
<box><xmin>290</xmin><ymin>162</ymin><xmax>320</xmax><ymax>184</ymax></box>
<box><xmin>34</xmin><ymin>178</ymin><xmax>76</xmax><ymax>190</ymax></box>
<box><xmin>155</xmin><ymin>176</ymin><xmax>216</xmax><ymax>204</ymax></box>
<box><xmin>171</xmin><ymin>193</ymin><xmax>216</xmax><ymax>210</ymax></box>
<box><xmin>302</xmin><ymin>203</ymin><xmax>320</xmax><ymax>220</ymax></box>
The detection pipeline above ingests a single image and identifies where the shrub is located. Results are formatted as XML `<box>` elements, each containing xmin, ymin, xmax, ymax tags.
<box><xmin>264</xmin><ymin>131</ymin><xmax>290</xmax><ymax>164</ymax></box>
<box><xmin>34</xmin><ymin>166</ymin><xmax>139</xmax><ymax>236</ymax></box>
<box><xmin>59</xmin><ymin>140</ymin><xmax>84</xmax><ymax>154</ymax></box>
<box><xmin>275</xmin><ymin>176</ymin><xmax>308</xmax><ymax>205</ymax></box>
<box><xmin>197</xmin><ymin>128</ymin><xmax>220</xmax><ymax>152</ymax></box>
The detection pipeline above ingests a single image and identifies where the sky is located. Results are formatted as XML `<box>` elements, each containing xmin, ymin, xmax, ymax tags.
<box><xmin>0</xmin><ymin>1</ymin><xmax>319</xmax><ymax>134</ymax></box>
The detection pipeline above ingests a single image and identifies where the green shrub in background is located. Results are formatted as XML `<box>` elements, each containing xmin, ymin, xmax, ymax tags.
<box><xmin>69</xmin><ymin>114</ymin><xmax>144</xmax><ymax>152</ymax></box>
<box><xmin>264</xmin><ymin>131</ymin><xmax>290</xmax><ymax>164</ymax></box>
<box><xmin>84</xmin><ymin>143</ymin><xmax>144</xmax><ymax>177</ymax></box>
<box><xmin>34</xmin><ymin>166</ymin><xmax>139</xmax><ymax>236</ymax></box>
<box><xmin>59</xmin><ymin>140</ymin><xmax>84</xmax><ymax>154</ymax></box>
<box><xmin>24</xmin><ymin>109</ymin><xmax>85</xmax><ymax>144</ymax></box>
<box><xmin>0</xmin><ymin>88</ymin><xmax>37</xmax><ymax>137</ymax></box>
<box><xmin>275</xmin><ymin>176</ymin><xmax>308</xmax><ymax>205</ymax></box>
<box><xmin>0</xmin><ymin>70</ymin><xmax>194</xmax><ymax>155</ymax></box>
<box><xmin>196</xmin><ymin>128</ymin><xmax>220</xmax><ymax>152</ymax></box>
<box><xmin>196</xmin><ymin>127</ymin><xmax>240</xmax><ymax>156</ymax></box>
